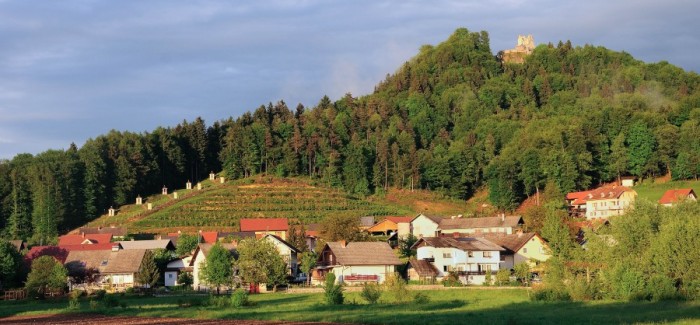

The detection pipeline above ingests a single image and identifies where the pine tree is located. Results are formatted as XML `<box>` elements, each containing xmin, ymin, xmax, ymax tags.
<box><xmin>136</xmin><ymin>250</ymin><xmax>160</xmax><ymax>289</ymax></box>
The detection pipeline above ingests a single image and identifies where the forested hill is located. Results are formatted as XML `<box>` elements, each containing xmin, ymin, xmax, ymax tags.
<box><xmin>1</xmin><ymin>28</ymin><xmax>699</xmax><ymax>243</ymax></box>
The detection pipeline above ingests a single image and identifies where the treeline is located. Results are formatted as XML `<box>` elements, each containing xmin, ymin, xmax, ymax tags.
<box><xmin>1</xmin><ymin>28</ymin><xmax>700</xmax><ymax>242</ymax></box>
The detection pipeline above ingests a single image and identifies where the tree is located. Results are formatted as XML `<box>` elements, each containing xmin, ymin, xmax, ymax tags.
<box><xmin>320</xmin><ymin>215</ymin><xmax>361</xmax><ymax>241</ymax></box>
<box><xmin>609</xmin><ymin>132</ymin><xmax>628</xmax><ymax>183</ymax></box>
<box><xmin>176</xmin><ymin>234</ymin><xmax>199</xmax><ymax>256</ymax></box>
<box><xmin>513</xmin><ymin>262</ymin><xmax>531</xmax><ymax>286</ymax></box>
<box><xmin>25</xmin><ymin>256</ymin><xmax>67</xmax><ymax>298</ymax></box>
<box><xmin>287</xmin><ymin>221</ymin><xmax>308</xmax><ymax>253</ymax></box>
<box><xmin>323</xmin><ymin>273</ymin><xmax>344</xmax><ymax>305</ymax></box>
<box><xmin>200</xmin><ymin>243</ymin><xmax>234</xmax><ymax>294</ymax></box>
<box><xmin>626</xmin><ymin>122</ymin><xmax>657</xmax><ymax>178</ymax></box>
<box><xmin>235</xmin><ymin>238</ymin><xmax>288</xmax><ymax>292</ymax></box>
<box><xmin>136</xmin><ymin>250</ymin><xmax>160</xmax><ymax>290</ymax></box>
<box><xmin>541</xmin><ymin>207</ymin><xmax>574</xmax><ymax>259</ymax></box>
<box><xmin>0</xmin><ymin>239</ymin><xmax>21</xmax><ymax>290</ymax></box>
<box><xmin>398</xmin><ymin>234</ymin><xmax>418</xmax><ymax>258</ymax></box>
<box><xmin>178</xmin><ymin>272</ymin><xmax>193</xmax><ymax>289</ymax></box>
<box><xmin>299</xmin><ymin>251</ymin><xmax>318</xmax><ymax>286</ymax></box>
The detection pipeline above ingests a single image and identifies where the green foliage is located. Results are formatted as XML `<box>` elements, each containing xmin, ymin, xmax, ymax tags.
<box><xmin>384</xmin><ymin>273</ymin><xmax>410</xmax><ymax>303</ymax></box>
<box><xmin>200</xmin><ymin>243</ymin><xmax>234</xmax><ymax>292</ymax></box>
<box><xmin>178</xmin><ymin>272</ymin><xmax>193</xmax><ymax>289</ymax></box>
<box><xmin>360</xmin><ymin>282</ymin><xmax>382</xmax><ymax>304</ymax></box>
<box><xmin>441</xmin><ymin>271</ymin><xmax>462</xmax><ymax>287</ymax></box>
<box><xmin>176</xmin><ymin>234</ymin><xmax>199</xmax><ymax>256</ymax></box>
<box><xmin>320</xmin><ymin>214</ymin><xmax>361</xmax><ymax>241</ymax></box>
<box><xmin>323</xmin><ymin>273</ymin><xmax>344</xmax><ymax>305</ymax></box>
<box><xmin>0</xmin><ymin>239</ymin><xmax>22</xmax><ymax>289</ymax></box>
<box><xmin>25</xmin><ymin>256</ymin><xmax>67</xmax><ymax>298</ymax></box>
<box><xmin>495</xmin><ymin>269</ymin><xmax>510</xmax><ymax>286</ymax></box>
<box><xmin>136</xmin><ymin>250</ymin><xmax>160</xmax><ymax>289</ymax></box>
<box><xmin>513</xmin><ymin>263</ymin><xmax>531</xmax><ymax>286</ymax></box>
<box><xmin>530</xmin><ymin>286</ymin><xmax>571</xmax><ymax>302</ymax></box>
<box><xmin>230</xmin><ymin>288</ymin><xmax>251</xmax><ymax>307</ymax></box>
<box><xmin>235</xmin><ymin>238</ymin><xmax>288</xmax><ymax>291</ymax></box>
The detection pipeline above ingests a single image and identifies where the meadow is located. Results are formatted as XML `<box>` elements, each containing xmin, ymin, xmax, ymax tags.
<box><xmin>1</xmin><ymin>288</ymin><xmax>698</xmax><ymax>324</ymax></box>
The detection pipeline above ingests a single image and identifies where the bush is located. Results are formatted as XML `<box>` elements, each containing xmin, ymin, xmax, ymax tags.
<box><xmin>323</xmin><ymin>273</ymin><xmax>344</xmax><ymax>305</ymax></box>
<box><xmin>124</xmin><ymin>287</ymin><xmax>135</xmax><ymax>295</ymax></box>
<box><xmin>567</xmin><ymin>276</ymin><xmax>599</xmax><ymax>301</ymax></box>
<box><xmin>207</xmin><ymin>295</ymin><xmax>230</xmax><ymax>308</ymax></box>
<box><xmin>441</xmin><ymin>272</ymin><xmax>462</xmax><ymax>287</ymax></box>
<box><xmin>360</xmin><ymin>282</ymin><xmax>382</xmax><ymax>304</ymax></box>
<box><xmin>483</xmin><ymin>272</ymin><xmax>493</xmax><ymax>286</ymax></box>
<box><xmin>92</xmin><ymin>289</ymin><xmax>106</xmax><ymax>300</ymax></box>
<box><xmin>385</xmin><ymin>273</ymin><xmax>410</xmax><ymax>304</ymax></box>
<box><xmin>531</xmin><ymin>286</ymin><xmax>571</xmax><ymax>301</ymax></box>
<box><xmin>68</xmin><ymin>290</ymin><xmax>82</xmax><ymax>310</ymax></box>
<box><xmin>646</xmin><ymin>275</ymin><xmax>679</xmax><ymax>301</ymax></box>
<box><xmin>102</xmin><ymin>294</ymin><xmax>120</xmax><ymax>308</ymax></box>
<box><xmin>495</xmin><ymin>269</ymin><xmax>511</xmax><ymax>286</ymax></box>
<box><xmin>413</xmin><ymin>292</ymin><xmax>430</xmax><ymax>304</ymax></box>
<box><xmin>230</xmin><ymin>289</ymin><xmax>250</xmax><ymax>307</ymax></box>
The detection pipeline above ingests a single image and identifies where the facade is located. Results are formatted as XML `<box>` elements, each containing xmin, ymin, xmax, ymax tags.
<box><xmin>263</xmin><ymin>234</ymin><xmax>299</xmax><ymax>275</ymax></box>
<box><xmin>473</xmin><ymin>232</ymin><xmax>550</xmax><ymax>270</ymax></box>
<box><xmin>411</xmin><ymin>214</ymin><xmax>523</xmax><ymax>238</ymax></box>
<box><xmin>567</xmin><ymin>186</ymin><xmax>637</xmax><ymax>220</ymax></box>
<box><xmin>165</xmin><ymin>256</ymin><xmax>193</xmax><ymax>287</ymax></box>
<box><xmin>658</xmin><ymin>189</ymin><xmax>697</xmax><ymax>207</ymax></box>
<box><xmin>411</xmin><ymin>214</ymin><xmax>442</xmax><ymax>238</ymax></box>
<box><xmin>240</xmin><ymin>218</ymin><xmax>289</xmax><ymax>240</ymax></box>
<box><xmin>366</xmin><ymin>216</ymin><xmax>413</xmax><ymax>237</ymax></box>
<box><xmin>190</xmin><ymin>243</ymin><xmax>238</xmax><ymax>291</ymax></box>
<box><xmin>312</xmin><ymin>241</ymin><xmax>402</xmax><ymax>285</ymax></box>
<box><xmin>63</xmin><ymin>248</ymin><xmax>147</xmax><ymax>291</ymax></box>
<box><xmin>412</xmin><ymin>237</ymin><xmax>504</xmax><ymax>285</ymax></box>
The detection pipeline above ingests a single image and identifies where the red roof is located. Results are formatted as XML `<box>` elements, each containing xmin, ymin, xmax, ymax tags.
<box><xmin>59</xmin><ymin>243</ymin><xmax>118</xmax><ymax>251</ymax></box>
<box><xmin>25</xmin><ymin>246</ymin><xmax>70</xmax><ymax>265</ymax></box>
<box><xmin>240</xmin><ymin>218</ymin><xmax>289</xmax><ymax>232</ymax></box>
<box><xmin>566</xmin><ymin>191</ymin><xmax>590</xmax><ymax>201</ymax></box>
<box><xmin>58</xmin><ymin>234</ymin><xmax>112</xmax><ymax>246</ymax></box>
<box><xmin>385</xmin><ymin>216</ymin><xmax>413</xmax><ymax>224</ymax></box>
<box><xmin>200</xmin><ymin>231</ymin><xmax>218</xmax><ymax>243</ymax></box>
<box><xmin>659</xmin><ymin>189</ymin><xmax>696</xmax><ymax>204</ymax></box>
<box><xmin>582</xmin><ymin>186</ymin><xmax>632</xmax><ymax>202</ymax></box>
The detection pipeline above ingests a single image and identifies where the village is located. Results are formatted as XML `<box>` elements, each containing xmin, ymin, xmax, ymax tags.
<box><xmin>4</xmin><ymin>176</ymin><xmax>695</xmax><ymax>299</ymax></box>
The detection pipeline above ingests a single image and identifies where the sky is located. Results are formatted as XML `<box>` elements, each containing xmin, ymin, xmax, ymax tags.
<box><xmin>1</xmin><ymin>0</ymin><xmax>698</xmax><ymax>159</ymax></box>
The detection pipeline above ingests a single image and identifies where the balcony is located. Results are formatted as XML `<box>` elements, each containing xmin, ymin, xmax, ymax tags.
<box><xmin>343</xmin><ymin>275</ymin><xmax>378</xmax><ymax>282</ymax></box>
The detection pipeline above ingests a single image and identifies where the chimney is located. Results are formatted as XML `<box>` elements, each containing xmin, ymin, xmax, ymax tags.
<box><xmin>340</xmin><ymin>240</ymin><xmax>347</xmax><ymax>248</ymax></box>
<box><xmin>452</xmin><ymin>232</ymin><xmax>460</xmax><ymax>238</ymax></box>
<box><xmin>501</xmin><ymin>213</ymin><xmax>505</xmax><ymax>222</ymax></box>
<box><xmin>82</xmin><ymin>232</ymin><xmax>85</xmax><ymax>238</ymax></box>
<box><xmin>111</xmin><ymin>244</ymin><xmax>120</xmax><ymax>252</ymax></box>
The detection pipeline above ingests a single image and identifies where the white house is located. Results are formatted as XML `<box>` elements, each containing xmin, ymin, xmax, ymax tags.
<box><xmin>165</xmin><ymin>255</ymin><xmax>193</xmax><ymax>287</ymax></box>
<box><xmin>64</xmin><ymin>247</ymin><xmax>148</xmax><ymax>291</ymax></box>
<box><xmin>312</xmin><ymin>241</ymin><xmax>402</xmax><ymax>285</ymax></box>
<box><xmin>190</xmin><ymin>243</ymin><xmax>237</xmax><ymax>291</ymax></box>
<box><xmin>412</xmin><ymin>237</ymin><xmax>504</xmax><ymax>285</ymax></box>
<box><xmin>473</xmin><ymin>232</ymin><xmax>550</xmax><ymax>270</ymax></box>
<box><xmin>411</xmin><ymin>214</ymin><xmax>443</xmax><ymax>238</ymax></box>
<box><xmin>263</xmin><ymin>234</ymin><xmax>299</xmax><ymax>275</ymax></box>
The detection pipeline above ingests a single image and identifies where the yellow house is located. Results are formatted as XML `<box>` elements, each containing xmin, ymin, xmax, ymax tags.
<box><xmin>583</xmin><ymin>186</ymin><xmax>637</xmax><ymax>220</ymax></box>
<box><xmin>475</xmin><ymin>232</ymin><xmax>550</xmax><ymax>270</ymax></box>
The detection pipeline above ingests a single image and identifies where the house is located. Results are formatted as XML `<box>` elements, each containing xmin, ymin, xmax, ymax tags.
<box><xmin>263</xmin><ymin>234</ymin><xmax>299</xmax><ymax>275</ymax></box>
<box><xmin>9</xmin><ymin>240</ymin><xmax>25</xmax><ymax>253</ymax></box>
<box><xmin>304</xmin><ymin>223</ymin><xmax>320</xmax><ymax>252</ymax></box>
<box><xmin>312</xmin><ymin>241</ymin><xmax>402</xmax><ymax>285</ymax></box>
<box><xmin>659</xmin><ymin>189</ymin><xmax>697</xmax><ymax>207</ymax></box>
<box><xmin>583</xmin><ymin>186</ymin><xmax>637</xmax><ymax>220</ymax></box>
<box><xmin>25</xmin><ymin>246</ymin><xmax>71</xmax><ymax>267</ymax></box>
<box><xmin>64</xmin><ymin>247</ymin><xmax>148</xmax><ymax>291</ymax></box>
<box><xmin>407</xmin><ymin>259</ymin><xmax>439</xmax><ymax>283</ymax></box>
<box><xmin>190</xmin><ymin>243</ymin><xmax>238</xmax><ymax>291</ymax></box>
<box><xmin>358</xmin><ymin>216</ymin><xmax>376</xmax><ymax>230</ymax></box>
<box><xmin>165</xmin><ymin>256</ymin><xmax>193</xmax><ymax>287</ymax></box>
<box><xmin>620</xmin><ymin>176</ymin><xmax>637</xmax><ymax>187</ymax></box>
<box><xmin>412</xmin><ymin>237</ymin><xmax>504</xmax><ymax>285</ymax></box>
<box><xmin>240</xmin><ymin>218</ymin><xmax>289</xmax><ymax>240</ymax></box>
<box><xmin>410</xmin><ymin>214</ymin><xmax>523</xmax><ymax>238</ymax></box>
<box><xmin>118</xmin><ymin>239</ymin><xmax>175</xmax><ymax>251</ymax></box>
<box><xmin>58</xmin><ymin>233</ymin><xmax>112</xmax><ymax>246</ymax></box>
<box><xmin>566</xmin><ymin>191</ymin><xmax>590</xmax><ymax>217</ymax></box>
<box><xmin>472</xmin><ymin>232</ymin><xmax>550</xmax><ymax>270</ymax></box>
<box><xmin>367</xmin><ymin>216</ymin><xmax>413</xmax><ymax>237</ymax></box>
<box><xmin>78</xmin><ymin>226</ymin><xmax>127</xmax><ymax>240</ymax></box>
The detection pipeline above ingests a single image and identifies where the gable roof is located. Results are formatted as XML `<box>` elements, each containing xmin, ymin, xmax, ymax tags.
<box><xmin>324</xmin><ymin>241</ymin><xmax>402</xmax><ymax>266</ymax></box>
<box><xmin>264</xmin><ymin>234</ymin><xmax>299</xmax><ymax>253</ymax></box>
<box><xmin>240</xmin><ymin>218</ymin><xmax>289</xmax><ymax>232</ymax></box>
<box><xmin>408</xmin><ymin>259</ymin><xmax>439</xmax><ymax>277</ymax></box>
<box><xmin>359</xmin><ymin>216</ymin><xmax>376</xmax><ymax>228</ymax></box>
<box><xmin>118</xmin><ymin>239</ymin><xmax>174</xmax><ymax>250</ymax></box>
<box><xmin>64</xmin><ymin>249</ymin><xmax>147</xmax><ymax>275</ymax></box>
<box><xmin>200</xmin><ymin>231</ymin><xmax>219</xmax><ymax>243</ymax></box>
<box><xmin>78</xmin><ymin>226</ymin><xmax>127</xmax><ymax>237</ymax></box>
<box><xmin>59</xmin><ymin>243</ymin><xmax>121</xmax><ymax>251</ymax></box>
<box><xmin>659</xmin><ymin>189</ymin><xmax>696</xmax><ymax>204</ymax></box>
<box><xmin>438</xmin><ymin>215</ymin><xmax>522</xmax><ymax>230</ymax></box>
<box><xmin>412</xmin><ymin>214</ymin><xmax>444</xmax><ymax>224</ymax></box>
<box><xmin>189</xmin><ymin>243</ymin><xmax>238</xmax><ymax>266</ymax></box>
<box><xmin>584</xmin><ymin>186</ymin><xmax>634</xmax><ymax>202</ymax></box>
<box><xmin>385</xmin><ymin>216</ymin><xmax>413</xmax><ymax>224</ymax></box>
<box><xmin>59</xmin><ymin>234</ymin><xmax>112</xmax><ymax>246</ymax></box>
<box><xmin>472</xmin><ymin>232</ymin><xmax>541</xmax><ymax>254</ymax></box>
<box><xmin>25</xmin><ymin>246</ymin><xmax>70</xmax><ymax>265</ymax></box>
<box><xmin>367</xmin><ymin>219</ymin><xmax>399</xmax><ymax>233</ymax></box>
<box><xmin>413</xmin><ymin>237</ymin><xmax>505</xmax><ymax>252</ymax></box>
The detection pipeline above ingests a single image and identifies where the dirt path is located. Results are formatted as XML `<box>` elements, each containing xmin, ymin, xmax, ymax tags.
<box><xmin>0</xmin><ymin>313</ymin><xmax>344</xmax><ymax>325</ymax></box>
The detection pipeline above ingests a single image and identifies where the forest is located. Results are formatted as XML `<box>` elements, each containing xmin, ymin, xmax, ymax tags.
<box><xmin>1</xmin><ymin>28</ymin><xmax>699</xmax><ymax>244</ymax></box>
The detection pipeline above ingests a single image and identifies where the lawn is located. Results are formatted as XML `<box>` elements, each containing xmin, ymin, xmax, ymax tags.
<box><xmin>633</xmin><ymin>179</ymin><xmax>700</xmax><ymax>202</ymax></box>
<box><xmin>2</xmin><ymin>289</ymin><xmax>699</xmax><ymax>324</ymax></box>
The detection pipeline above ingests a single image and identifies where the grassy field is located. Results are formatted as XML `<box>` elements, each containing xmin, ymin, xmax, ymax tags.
<box><xmin>1</xmin><ymin>289</ymin><xmax>698</xmax><ymax>324</ymax></box>
<box><xmin>633</xmin><ymin>179</ymin><xmax>700</xmax><ymax>202</ymax></box>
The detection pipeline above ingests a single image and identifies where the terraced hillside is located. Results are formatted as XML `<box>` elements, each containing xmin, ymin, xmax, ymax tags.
<box><xmin>80</xmin><ymin>176</ymin><xmax>464</xmax><ymax>235</ymax></box>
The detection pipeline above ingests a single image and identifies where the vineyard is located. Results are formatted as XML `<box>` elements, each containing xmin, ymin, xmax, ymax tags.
<box><xmin>80</xmin><ymin>176</ymin><xmax>429</xmax><ymax>235</ymax></box>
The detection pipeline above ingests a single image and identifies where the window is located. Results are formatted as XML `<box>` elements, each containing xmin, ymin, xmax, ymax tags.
<box><xmin>442</xmin><ymin>252</ymin><xmax>452</xmax><ymax>258</ymax></box>
<box><xmin>468</xmin><ymin>251</ymin><xmax>474</xmax><ymax>257</ymax></box>
<box><xmin>483</xmin><ymin>252</ymin><xmax>492</xmax><ymax>258</ymax></box>
<box><xmin>523</xmin><ymin>248</ymin><xmax>528</xmax><ymax>253</ymax></box>
<box><xmin>500</xmin><ymin>255</ymin><xmax>506</xmax><ymax>261</ymax></box>
<box><xmin>168</xmin><ymin>274</ymin><xmax>173</xmax><ymax>279</ymax></box>
<box><xmin>443</xmin><ymin>265</ymin><xmax>448</xmax><ymax>272</ymax></box>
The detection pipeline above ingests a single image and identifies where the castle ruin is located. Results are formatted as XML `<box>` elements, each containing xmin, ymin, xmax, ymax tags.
<box><xmin>502</xmin><ymin>34</ymin><xmax>535</xmax><ymax>64</ymax></box>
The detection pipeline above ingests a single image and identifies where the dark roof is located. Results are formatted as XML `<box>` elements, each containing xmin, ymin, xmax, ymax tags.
<box><xmin>472</xmin><ymin>232</ymin><xmax>539</xmax><ymax>253</ymax></box>
<box><xmin>264</xmin><ymin>234</ymin><xmax>299</xmax><ymax>252</ymax></box>
<box><xmin>324</xmin><ymin>241</ymin><xmax>402</xmax><ymax>266</ymax></box>
<box><xmin>118</xmin><ymin>239</ymin><xmax>174</xmax><ymax>250</ymax></box>
<box><xmin>659</xmin><ymin>189</ymin><xmax>696</xmax><ymax>204</ymax></box>
<box><xmin>408</xmin><ymin>259</ymin><xmax>438</xmax><ymax>277</ymax></box>
<box><xmin>218</xmin><ymin>231</ymin><xmax>256</xmax><ymax>240</ymax></box>
<box><xmin>413</xmin><ymin>214</ymin><xmax>444</xmax><ymax>224</ymax></box>
<box><xmin>240</xmin><ymin>218</ymin><xmax>289</xmax><ymax>232</ymax></box>
<box><xmin>64</xmin><ymin>249</ymin><xmax>147</xmax><ymax>274</ymax></box>
<box><xmin>79</xmin><ymin>226</ymin><xmax>127</xmax><ymax>237</ymax></box>
<box><xmin>59</xmin><ymin>234</ymin><xmax>112</xmax><ymax>246</ymax></box>
<box><xmin>438</xmin><ymin>216</ymin><xmax>522</xmax><ymax>230</ymax></box>
<box><xmin>359</xmin><ymin>216</ymin><xmax>376</xmax><ymax>228</ymax></box>
<box><xmin>413</xmin><ymin>237</ymin><xmax>505</xmax><ymax>251</ymax></box>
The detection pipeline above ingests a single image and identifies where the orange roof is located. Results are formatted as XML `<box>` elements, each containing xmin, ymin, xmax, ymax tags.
<box><xmin>240</xmin><ymin>218</ymin><xmax>289</xmax><ymax>232</ymax></box>
<box><xmin>59</xmin><ymin>234</ymin><xmax>112</xmax><ymax>246</ymax></box>
<box><xmin>583</xmin><ymin>186</ymin><xmax>632</xmax><ymax>202</ymax></box>
<box><xmin>200</xmin><ymin>231</ymin><xmax>218</xmax><ymax>243</ymax></box>
<box><xmin>25</xmin><ymin>246</ymin><xmax>70</xmax><ymax>265</ymax></box>
<box><xmin>385</xmin><ymin>216</ymin><xmax>413</xmax><ymax>224</ymax></box>
<box><xmin>659</xmin><ymin>189</ymin><xmax>696</xmax><ymax>204</ymax></box>
<box><xmin>566</xmin><ymin>191</ymin><xmax>591</xmax><ymax>201</ymax></box>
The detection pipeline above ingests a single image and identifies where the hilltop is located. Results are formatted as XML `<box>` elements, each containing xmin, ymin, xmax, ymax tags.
<box><xmin>80</xmin><ymin>175</ymin><xmax>469</xmax><ymax>235</ymax></box>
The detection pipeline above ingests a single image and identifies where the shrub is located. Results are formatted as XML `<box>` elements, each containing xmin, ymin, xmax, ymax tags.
<box><xmin>68</xmin><ymin>290</ymin><xmax>82</xmax><ymax>310</ymax></box>
<box><xmin>495</xmin><ymin>269</ymin><xmax>511</xmax><ymax>286</ymax></box>
<box><xmin>646</xmin><ymin>275</ymin><xmax>679</xmax><ymax>301</ymax></box>
<box><xmin>230</xmin><ymin>289</ymin><xmax>250</xmax><ymax>307</ymax></box>
<box><xmin>207</xmin><ymin>295</ymin><xmax>230</xmax><ymax>308</ymax></box>
<box><xmin>567</xmin><ymin>275</ymin><xmax>599</xmax><ymax>301</ymax></box>
<box><xmin>413</xmin><ymin>292</ymin><xmax>430</xmax><ymax>304</ymax></box>
<box><xmin>124</xmin><ymin>287</ymin><xmax>135</xmax><ymax>295</ymax></box>
<box><xmin>385</xmin><ymin>273</ymin><xmax>410</xmax><ymax>304</ymax></box>
<box><xmin>89</xmin><ymin>300</ymin><xmax>99</xmax><ymax>310</ymax></box>
<box><xmin>102</xmin><ymin>294</ymin><xmax>120</xmax><ymax>308</ymax></box>
<box><xmin>441</xmin><ymin>272</ymin><xmax>462</xmax><ymax>287</ymax></box>
<box><xmin>483</xmin><ymin>272</ymin><xmax>493</xmax><ymax>286</ymax></box>
<box><xmin>323</xmin><ymin>273</ymin><xmax>344</xmax><ymax>305</ymax></box>
<box><xmin>360</xmin><ymin>282</ymin><xmax>382</xmax><ymax>304</ymax></box>
<box><xmin>531</xmin><ymin>286</ymin><xmax>571</xmax><ymax>301</ymax></box>
<box><xmin>92</xmin><ymin>289</ymin><xmax>106</xmax><ymax>300</ymax></box>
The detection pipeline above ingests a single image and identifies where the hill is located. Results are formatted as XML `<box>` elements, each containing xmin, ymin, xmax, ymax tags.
<box><xmin>80</xmin><ymin>175</ymin><xmax>468</xmax><ymax>235</ymax></box>
<box><xmin>1</xmin><ymin>27</ymin><xmax>699</xmax><ymax>243</ymax></box>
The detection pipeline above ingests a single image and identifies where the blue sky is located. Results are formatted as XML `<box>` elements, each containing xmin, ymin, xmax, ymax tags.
<box><xmin>1</xmin><ymin>0</ymin><xmax>698</xmax><ymax>159</ymax></box>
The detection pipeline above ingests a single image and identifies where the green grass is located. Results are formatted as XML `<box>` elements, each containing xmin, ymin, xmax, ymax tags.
<box><xmin>2</xmin><ymin>289</ymin><xmax>698</xmax><ymax>324</ymax></box>
<box><xmin>633</xmin><ymin>179</ymin><xmax>700</xmax><ymax>202</ymax></box>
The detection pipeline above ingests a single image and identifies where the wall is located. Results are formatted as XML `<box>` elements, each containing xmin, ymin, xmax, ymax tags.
<box><xmin>514</xmin><ymin>236</ymin><xmax>550</xmax><ymax>266</ymax></box>
<box><xmin>411</xmin><ymin>215</ymin><xmax>439</xmax><ymax>238</ymax></box>
<box><xmin>165</xmin><ymin>271</ymin><xmax>178</xmax><ymax>287</ymax></box>
<box><xmin>332</xmin><ymin>265</ymin><xmax>396</xmax><ymax>284</ymax></box>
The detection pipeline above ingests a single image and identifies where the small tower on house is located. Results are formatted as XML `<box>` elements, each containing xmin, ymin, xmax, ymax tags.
<box><xmin>173</xmin><ymin>191</ymin><xmax>179</xmax><ymax>199</ymax></box>
<box><xmin>108</xmin><ymin>206</ymin><xmax>116</xmax><ymax>217</ymax></box>
<box><xmin>162</xmin><ymin>186</ymin><xmax>168</xmax><ymax>195</ymax></box>
<box><xmin>136</xmin><ymin>195</ymin><xmax>143</xmax><ymax>205</ymax></box>
<box><xmin>220</xmin><ymin>176</ymin><xmax>225</xmax><ymax>184</ymax></box>
<box><xmin>186</xmin><ymin>180</ymin><xmax>192</xmax><ymax>190</ymax></box>
<box><xmin>209</xmin><ymin>171</ymin><xmax>216</xmax><ymax>180</ymax></box>
<box><xmin>197</xmin><ymin>182</ymin><xmax>202</xmax><ymax>190</ymax></box>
